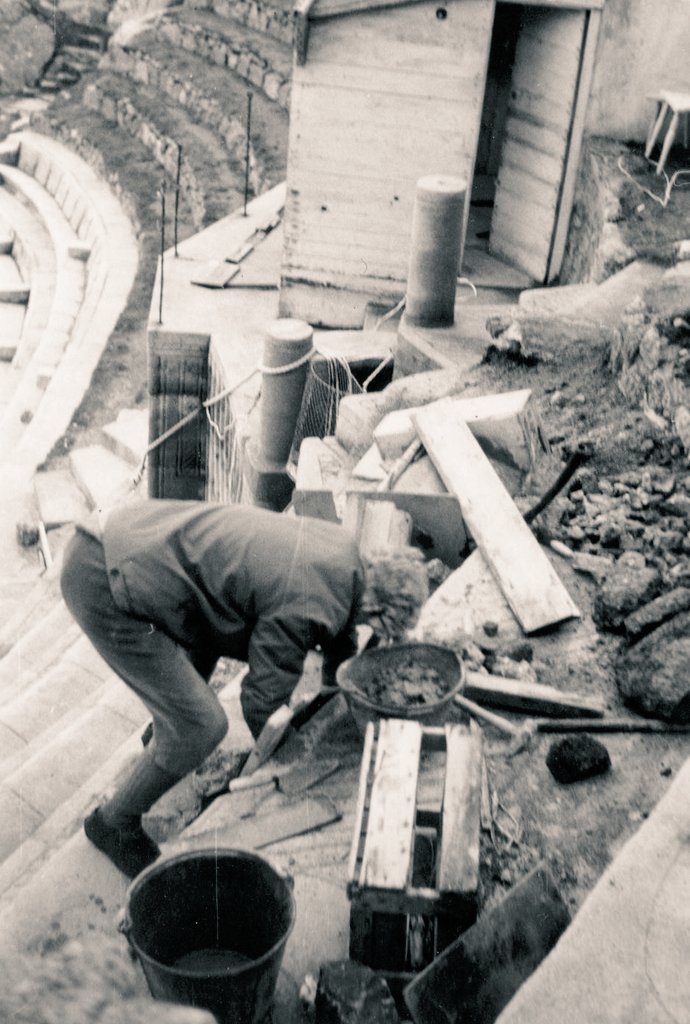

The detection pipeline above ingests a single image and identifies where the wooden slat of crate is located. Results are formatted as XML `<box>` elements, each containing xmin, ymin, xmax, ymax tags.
<box><xmin>359</xmin><ymin>718</ymin><xmax>422</xmax><ymax>892</ymax></box>
<box><xmin>438</xmin><ymin>722</ymin><xmax>482</xmax><ymax>899</ymax></box>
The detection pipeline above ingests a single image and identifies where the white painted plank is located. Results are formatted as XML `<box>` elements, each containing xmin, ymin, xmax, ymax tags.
<box><xmin>414</xmin><ymin>400</ymin><xmax>579</xmax><ymax>634</ymax></box>
<box><xmin>360</xmin><ymin>718</ymin><xmax>422</xmax><ymax>891</ymax></box>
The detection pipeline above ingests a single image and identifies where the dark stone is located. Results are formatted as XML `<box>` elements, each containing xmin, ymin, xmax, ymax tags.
<box><xmin>483</xmin><ymin>621</ymin><xmax>499</xmax><ymax>637</ymax></box>
<box><xmin>546</xmin><ymin>735</ymin><xmax>611</xmax><ymax>784</ymax></box>
<box><xmin>623</xmin><ymin>587</ymin><xmax>690</xmax><ymax>641</ymax></box>
<box><xmin>316</xmin><ymin>961</ymin><xmax>399</xmax><ymax>1024</ymax></box>
<box><xmin>616</xmin><ymin>611</ymin><xmax>690</xmax><ymax>720</ymax></box>
<box><xmin>593</xmin><ymin>563</ymin><xmax>662</xmax><ymax>632</ymax></box>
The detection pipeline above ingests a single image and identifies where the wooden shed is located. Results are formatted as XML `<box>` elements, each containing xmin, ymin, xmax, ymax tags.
<box><xmin>279</xmin><ymin>0</ymin><xmax>604</xmax><ymax>327</ymax></box>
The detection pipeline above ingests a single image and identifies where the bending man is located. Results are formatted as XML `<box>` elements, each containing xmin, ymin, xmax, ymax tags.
<box><xmin>60</xmin><ymin>499</ymin><xmax>365</xmax><ymax>878</ymax></box>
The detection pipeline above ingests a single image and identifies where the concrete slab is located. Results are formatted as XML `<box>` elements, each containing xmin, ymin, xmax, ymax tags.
<box><xmin>69</xmin><ymin>444</ymin><xmax>137</xmax><ymax>511</ymax></box>
<box><xmin>34</xmin><ymin>468</ymin><xmax>90</xmax><ymax>528</ymax></box>
<box><xmin>101</xmin><ymin>407</ymin><xmax>149</xmax><ymax>466</ymax></box>
<box><xmin>497</xmin><ymin>754</ymin><xmax>690</xmax><ymax>1024</ymax></box>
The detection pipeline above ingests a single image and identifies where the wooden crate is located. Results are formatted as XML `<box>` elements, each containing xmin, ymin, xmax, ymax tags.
<box><xmin>347</xmin><ymin>718</ymin><xmax>482</xmax><ymax>990</ymax></box>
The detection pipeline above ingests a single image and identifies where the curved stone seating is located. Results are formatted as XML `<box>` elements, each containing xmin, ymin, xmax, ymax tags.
<box><xmin>99</xmin><ymin>35</ymin><xmax>288</xmax><ymax>188</ymax></box>
<box><xmin>0</xmin><ymin>131</ymin><xmax>138</xmax><ymax>475</ymax></box>
<box><xmin>210</xmin><ymin>0</ymin><xmax>295</xmax><ymax>47</ymax></box>
<box><xmin>82</xmin><ymin>73</ymin><xmax>245</xmax><ymax>230</ymax></box>
<box><xmin>156</xmin><ymin>5</ymin><xmax>292</xmax><ymax>109</ymax></box>
<box><xmin>0</xmin><ymin>159</ymin><xmax>86</xmax><ymax>454</ymax></box>
<box><xmin>0</xmin><ymin>169</ymin><xmax>57</xmax><ymax>373</ymax></box>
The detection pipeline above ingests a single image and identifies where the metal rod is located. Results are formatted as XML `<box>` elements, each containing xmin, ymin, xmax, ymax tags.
<box><xmin>158</xmin><ymin>180</ymin><xmax>166</xmax><ymax>325</ymax></box>
<box><xmin>174</xmin><ymin>143</ymin><xmax>182</xmax><ymax>257</ymax></box>
<box><xmin>243</xmin><ymin>91</ymin><xmax>253</xmax><ymax>216</ymax></box>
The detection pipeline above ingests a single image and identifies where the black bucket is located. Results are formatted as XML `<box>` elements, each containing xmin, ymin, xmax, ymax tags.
<box><xmin>122</xmin><ymin>848</ymin><xmax>295</xmax><ymax>1024</ymax></box>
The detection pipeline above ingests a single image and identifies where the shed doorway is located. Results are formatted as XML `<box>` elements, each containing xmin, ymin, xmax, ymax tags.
<box><xmin>463</xmin><ymin>1</ymin><xmax>599</xmax><ymax>288</ymax></box>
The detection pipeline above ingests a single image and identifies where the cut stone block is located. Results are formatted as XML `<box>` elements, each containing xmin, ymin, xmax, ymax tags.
<box><xmin>293</xmin><ymin>436</ymin><xmax>340</xmax><ymax>521</ymax></box>
<box><xmin>344</xmin><ymin>498</ymin><xmax>412</xmax><ymax>558</ymax></box>
<box><xmin>34</xmin><ymin>468</ymin><xmax>90</xmax><ymax>528</ymax></box>
<box><xmin>101</xmin><ymin>407</ymin><xmax>149</xmax><ymax>467</ymax></box>
<box><xmin>69</xmin><ymin>445</ymin><xmax>137</xmax><ymax>512</ymax></box>
<box><xmin>373</xmin><ymin>389</ymin><xmax>545</xmax><ymax>474</ymax></box>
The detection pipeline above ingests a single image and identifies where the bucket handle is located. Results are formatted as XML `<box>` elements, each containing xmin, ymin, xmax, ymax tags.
<box><xmin>116</xmin><ymin>907</ymin><xmax>139</xmax><ymax>963</ymax></box>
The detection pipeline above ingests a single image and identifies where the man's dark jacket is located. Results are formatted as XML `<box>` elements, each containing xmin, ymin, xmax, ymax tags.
<box><xmin>102</xmin><ymin>500</ymin><xmax>365</xmax><ymax>731</ymax></box>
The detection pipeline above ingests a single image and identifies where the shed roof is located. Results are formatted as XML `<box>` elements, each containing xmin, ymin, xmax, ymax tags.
<box><xmin>299</xmin><ymin>0</ymin><xmax>603</xmax><ymax>23</ymax></box>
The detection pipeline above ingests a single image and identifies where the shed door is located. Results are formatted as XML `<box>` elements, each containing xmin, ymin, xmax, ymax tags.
<box><xmin>488</xmin><ymin>6</ymin><xmax>587</xmax><ymax>282</ymax></box>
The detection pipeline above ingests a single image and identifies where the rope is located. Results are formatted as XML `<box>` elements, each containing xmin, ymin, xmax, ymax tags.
<box><xmin>617</xmin><ymin>154</ymin><xmax>690</xmax><ymax>209</ymax></box>
<box><xmin>257</xmin><ymin>347</ymin><xmax>315</xmax><ymax>375</ymax></box>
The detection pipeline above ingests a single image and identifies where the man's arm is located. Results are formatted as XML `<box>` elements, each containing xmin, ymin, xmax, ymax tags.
<box><xmin>240</xmin><ymin>615</ymin><xmax>314</xmax><ymax>739</ymax></box>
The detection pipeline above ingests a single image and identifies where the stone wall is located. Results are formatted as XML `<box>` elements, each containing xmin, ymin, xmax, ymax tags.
<box><xmin>560</xmin><ymin>136</ymin><xmax>637</xmax><ymax>286</ymax></box>
<box><xmin>610</xmin><ymin>265</ymin><xmax>690</xmax><ymax>451</ymax></box>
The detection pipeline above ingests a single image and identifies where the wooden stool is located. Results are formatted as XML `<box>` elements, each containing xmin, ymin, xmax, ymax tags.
<box><xmin>347</xmin><ymin>718</ymin><xmax>482</xmax><ymax>998</ymax></box>
<box><xmin>645</xmin><ymin>90</ymin><xmax>690</xmax><ymax>175</ymax></box>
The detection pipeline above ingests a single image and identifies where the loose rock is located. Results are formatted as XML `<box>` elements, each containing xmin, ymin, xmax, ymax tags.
<box><xmin>593</xmin><ymin>563</ymin><xmax>662</xmax><ymax>632</ymax></box>
<box><xmin>315</xmin><ymin>961</ymin><xmax>399</xmax><ymax>1024</ymax></box>
<box><xmin>546</xmin><ymin>735</ymin><xmax>611</xmax><ymax>784</ymax></box>
<box><xmin>623</xmin><ymin>587</ymin><xmax>690</xmax><ymax>640</ymax></box>
<box><xmin>616</xmin><ymin>611</ymin><xmax>690</xmax><ymax>720</ymax></box>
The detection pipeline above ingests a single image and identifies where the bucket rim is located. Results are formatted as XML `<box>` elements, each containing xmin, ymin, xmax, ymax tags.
<box><xmin>123</xmin><ymin>846</ymin><xmax>296</xmax><ymax>978</ymax></box>
<box><xmin>336</xmin><ymin>642</ymin><xmax>464</xmax><ymax>715</ymax></box>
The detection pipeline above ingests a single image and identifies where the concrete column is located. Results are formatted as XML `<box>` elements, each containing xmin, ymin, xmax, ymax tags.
<box><xmin>405</xmin><ymin>175</ymin><xmax>466</xmax><ymax>327</ymax></box>
<box><xmin>259</xmin><ymin>318</ymin><xmax>313</xmax><ymax>465</ymax></box>
<box><xmin>245</xmin><ymin>318</ymin><xmax>314</xmax><ymax>510</ymax></box>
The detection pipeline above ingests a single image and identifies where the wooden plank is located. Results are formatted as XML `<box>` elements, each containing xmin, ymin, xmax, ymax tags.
<box><xmin>360</xmin><ymin>718</ymin><xmax>422</xmax><ymax>892</ymax></box>
<box><xmin>348</xmin><ymin>721</ymin><xmax>378</xmax><ymax>886</ymax></box>
<box><xmin>190</xmin><ymin>261</ymin><xmax>239</xmax><ymax>289</ymax></box>
<box><xmin>404</xmin><ymin>864</ymin><xmax>571</xmax><ymax>1024</ymax></box>
<box><xmin>464</xmin><ymin>670</ymin><xmax>605</xmax><ymax>718</ymax></box>
<box><xmin>548</xmin><ymin>9</ymin><xmax>602</xmax><ymax>282</ymax></box>
<box><xmin>414</xmin><ymin>400</ymin><xmax>579</xmax><ymax>634</ymax></box>
<box><xmin>438</xmin><ymin>724</ymin><xmax>482</xmax><ymax>897</ymax></box>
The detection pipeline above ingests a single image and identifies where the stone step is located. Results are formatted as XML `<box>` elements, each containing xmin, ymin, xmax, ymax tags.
<box><xmin>0</xmin><ymin>565</ymin><xmax>66</xmax><ymax>656</ymax></box>
<box><xmin>34</xmin><ymin>468</ymin><xmax>90</xmax><ymax>528</ymax></box>
<box><xmin>0</xmin><ymin>670</ymin><xmax>244</xmax><ymax>916</ymax></box>
<box><xmin>0</xmin><ymin>720</ymin><xmax>144</xmax><ymax>909</ymax></box>
<box><xmin>69</xmin><ymin>443</ymin><xmax>138</xmax><ymax>511</ymax></box>
<box><xmin>0</xmin><ymin>637</ymin><xmax>115</xmax><ymax>778</ymax></box>
<box><xmin>100</xmin><ymin>406</ymin><xmax>149</xmax><ymax>466</ymax></box>
<box><xmin>0</xmin><ymin>690</ymin><xmax>145</xmax><ymax>863</ymax></box>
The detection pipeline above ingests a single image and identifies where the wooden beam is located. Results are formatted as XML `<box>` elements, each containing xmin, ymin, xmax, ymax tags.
<box><xmin>414</xmin><ymin>399</ymin><xmax>579</xmax><ymax>634</ymax></box>
<box><xmin>464</xmin><ymin>670</ymin><xmax>605</xmax><ymax>718</ymax></box>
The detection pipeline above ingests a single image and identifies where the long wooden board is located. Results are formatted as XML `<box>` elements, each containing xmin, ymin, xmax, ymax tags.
<box><xmin>414</xmin><ymin>400</ymin><xmax>579</xmax><ymax>634</ymax></box>
<box><xmin>438</xmin><ymin>724</ymin><xmax>482</xmax><ymax>898</ymax></box>
<box><xmin>360</xmin><ymin>718</ymin><xmax>422</xmax><ymax>892</ymax></box>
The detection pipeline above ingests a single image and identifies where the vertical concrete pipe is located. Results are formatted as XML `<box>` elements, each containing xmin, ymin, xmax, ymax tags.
<box><xmin>259</xmin><ymin>318</ymin><xmax>314</xmax><ymax>466</ymax></box>
<box><xmin>405</xmin><ymin>175</ymin><xmax>467</xmax><ymax>327</ymax></box>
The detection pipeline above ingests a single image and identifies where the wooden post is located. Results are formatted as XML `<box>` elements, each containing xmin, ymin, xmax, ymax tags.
<box><xmin>147</xmin><ymin>329</ymin><xmax>211</xmax><ymax>499</ymax></box>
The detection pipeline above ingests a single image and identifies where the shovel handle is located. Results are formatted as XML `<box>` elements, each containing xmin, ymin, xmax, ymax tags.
<box><xmin>454</xmin><ymin>694</ymin><xmax>522</xmax><ymax>737</ymax></box>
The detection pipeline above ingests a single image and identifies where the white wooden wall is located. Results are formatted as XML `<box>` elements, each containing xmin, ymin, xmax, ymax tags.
<box><xmin>280</xmin><ymin>0</ymin><xmax>496</xmax><ymax>326</ymax></box>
